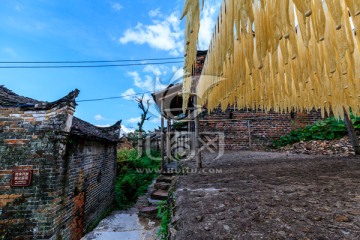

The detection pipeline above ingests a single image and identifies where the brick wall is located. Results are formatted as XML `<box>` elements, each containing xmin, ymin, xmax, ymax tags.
<box><xmin>0</xmin><ymin>102</ymin><xmax>117</xmax><ymax>239</ymax></box>
<box><xmin>0</xmin><ymin>103</ymin><xmax>74</xmax><ymax>239</ymax></box>
<box><xmin>59</xmin><ymin>138</ymin><xmax>116</xmax><ymax>239</ymax></box>
<box><xmin>200</xmin><ymin>109</ymin><xmax>322</xmax><ymax>150</ymax></box>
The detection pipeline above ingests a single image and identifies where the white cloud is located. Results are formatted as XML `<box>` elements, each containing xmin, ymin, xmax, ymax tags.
<box><xmin>96</xmin><ymin>124</ymin><xmax>111</xmax><ymax>127</ymax></box>
<box><xmin>198</xmin><ymin>1</ymin><xmax>220</xmax><ymax>50</ymax></box>
<box><xmin>94</xmin><ymin>114</ymin><xmax>105</xmax><ymax>121</ymax></box>
<box><xmin>127</xmin><ymin>71</ymin><xmax>167</xmax><ymax>92</ymax></box>
<box><xmin>134</xmin><ymin>93</ymin><xmax>153</xmax><ymax>104</ymax></box>
<box><xmin>142</xmin><ymin>75</ymin><xmax>155</xmax><ymax>90</ymax></box>
<box><xmin>119</xmin><ymin>11</ymin><xmax>183</xmax><ymax>56</ymax></box>
<box><xmin>121</xmin><ymin>125</ymin><xmax>135</xmax><ymax>135</ymax></box>
<box><xmin>143</xmin><ymin>65</ymin><xmax>163</xmax><ymax>76</ymax></box>
<box><xmin>111</xmin><ymin>2</ymin><xmax>123</xmax><ymax>11</ymax></box>
<box><xmin>150</xmin><ymin>116</ymin><xmax>161</xmax><ymax>124</ymax></box>
<box><xmin>149</xmin><ymin>8</ymin><xmax>161</xmax><ymax>18</ymax></box>
<box><xmin>118</xmin><ymin>1</ymin><xmax>218</xmax><ymax>56</ymax></box>
<box><xmin>142</xmin><ymin>93</ymin><xmax>154</xmax><ymax>103</ymax></box>
<box><xmin>172</xmin><ymin>66</ymin><xmax>178</xmax><ymax>73</ymax></box>
<box><xmin>128</xmin><ymin>71</ymin><xmax>142</xmax><ymax>87</ymax></box>
<box><xmin>121</xmin><ymin>88</ymin><xmax>136</xmax><ymax>100</ymax></box>
<box><xmin>170</xmin><ymin>66</ymin><xmax>184</xmax><ymax>84</ymax></box>
<box><xmin>127</xmin><ymin>117</ymin><xmax>141</xmax><ymax>123</ymax></box>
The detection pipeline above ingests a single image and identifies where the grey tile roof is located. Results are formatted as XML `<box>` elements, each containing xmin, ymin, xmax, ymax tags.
<box><xmin>1</xmin><ymin>85</ymin><xmax>121</xmax><ymax>142</ymax></box>
<box><xmin>0</xmin><ymin>85</ymin><xmax>79</xmax><ymax>109</ymax></box>
<box><xmin>0</xmin><ymin>85</ymin><xmax>42</xmax><ymax>107</ymax></box>
<box><xmin>71</xmin><ymin>117</ymin><xmax>121</xmax><ymax>142</ymax></box>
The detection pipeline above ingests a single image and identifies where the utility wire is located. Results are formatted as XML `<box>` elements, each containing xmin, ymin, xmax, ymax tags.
<box><xmin>0</xmin><ymin>61</ymin><xmax>184</xmax><ymax>69</ymax></box>
<box><xmin>0</xmin><ymin>56</ymin><xmax>183</xmax><ymax>64</ymax></box>
<box><xmin>77</xmin><ymin>91</ymin><xmax>152</xmax><ymax>102</ymax></box>
<box><xmin>0</xmin><ymin>88</ymin><xmax>174</xmax><ymax>107</ymax></box>
<box><xmin>77</xmin><ymin>84</ymin><xmax>179</xmax><ymax>103</ymax></box>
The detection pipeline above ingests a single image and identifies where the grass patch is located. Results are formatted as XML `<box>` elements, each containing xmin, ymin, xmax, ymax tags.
<box><xmin>115</xmin><ymin>149</ymin><xmax>160</xmax><ymax>209</ymax></box>
<box><xmin>157</xmin><ymin>200</ymin><xmax>171</xmax><ymax>240</ymax></box>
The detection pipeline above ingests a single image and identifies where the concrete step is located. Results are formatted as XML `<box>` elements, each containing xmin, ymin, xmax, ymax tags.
<box><xmin>150</xmin><ymin>190</ymin><xmax>169</xmax><ymax>200</ymax></box>
<box><xmin>154</xmin><ymin>182</ymin><xmax>171</xmax><ymax>191</ymax></box>
<box><xmin>139</xmin><ymin>206</ymin><xmax>158</xmax><ymax>218</ymax></box>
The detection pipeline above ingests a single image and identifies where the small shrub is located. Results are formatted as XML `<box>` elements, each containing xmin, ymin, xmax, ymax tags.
<box><xmin>117</xmin><ymin>148</ymin><xmax>137</xmax><ymax>162</ymax></box>
<box><xmin>115</xmin><ymin>149</ymin><xmax>160</xmax><ymax>209</ymax></box>
<box><xmin>273</xmin><ymin>116</ymin><xmax>350</xmax><ymax>148</ymax></box>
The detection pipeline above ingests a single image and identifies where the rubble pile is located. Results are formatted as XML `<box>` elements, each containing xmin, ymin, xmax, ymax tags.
<box><xmin>279</xmin><ymin>136</ymin><xmax>356</xmax><ymax>157</ymax></box>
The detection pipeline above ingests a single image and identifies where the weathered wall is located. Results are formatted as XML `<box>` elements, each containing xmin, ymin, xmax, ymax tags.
<box><xmin>59</xmin><ymin>138</ymin><xmax>117</xmax><ymax>240</ymax></box>
<box><xmin>0</xmin><ymin>104</ymin><xmax>117</xmax><ymax>239</ymax></box>
<box><xmin>200</xmin><ymin>109</ymin><xmax>322</xmax><ymax>150</ymax></box>
<box><xmin>0</xmin><ymin>103</ymin><xmax>74</xmax><ymax>239</ymax></box>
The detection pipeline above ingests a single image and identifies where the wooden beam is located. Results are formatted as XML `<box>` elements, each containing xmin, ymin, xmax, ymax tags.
<box><xmin>194</xmin><ymin>96</ymin><xmax>202</xmax><ymax>168</ymax></box>
<box><xmin>160</xmin><ymin>100</ymin><xmax>166</xmax><ymax>171</ymax></box>
<box><xmin>248</xmin><ymin>120</ymin><xmax>252</xmax><ymax>148</ymax></box>
<box><xmin>166</xmin><ymin>118</ymin><xmax>172</xmax><ymax>163</ymax></box>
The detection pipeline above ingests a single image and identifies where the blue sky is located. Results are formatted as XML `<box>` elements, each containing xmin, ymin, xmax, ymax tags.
<box><xmin>0</xmin><ymin>0</ymin><xmax>219</xmax><ymax>134</ymax></box>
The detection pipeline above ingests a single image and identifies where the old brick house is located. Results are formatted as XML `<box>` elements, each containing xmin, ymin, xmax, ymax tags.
<box><xmin>0</xmin><ymin>86</ymin><xmax>121</xmax><ymax>239</ymax></box>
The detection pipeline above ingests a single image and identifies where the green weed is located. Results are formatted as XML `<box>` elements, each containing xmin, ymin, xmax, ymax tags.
<box><xmin>115</xmin><ymin>149</ymin><xmax>160</xmax><ymax>209</ymax></box>
<box><xmin>272</xmin><ymin>116</ymin><xmax>360</xmax><ymax>148</ymax></box>
<box><xmin>157</xmin><ymin>200</ymin><xmax>171</xmax><ymax>240</ymax></box>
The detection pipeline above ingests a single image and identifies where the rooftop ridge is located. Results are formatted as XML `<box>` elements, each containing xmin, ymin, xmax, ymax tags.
<box><xmin>0</xmin><ymin>85</ymin><xmax>79</xmax><ymax>110</ymax></box>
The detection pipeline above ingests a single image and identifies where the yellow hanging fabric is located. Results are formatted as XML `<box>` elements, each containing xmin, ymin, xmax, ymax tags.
<box><xmin>187</xmin><ymin>0</ymin><xmax>360</xmax><ymax>119</ymax></box>
<box><xmin>181</xmin><ymin>0</ymin><xmax>201</xmax><ymax>112</ymax></box>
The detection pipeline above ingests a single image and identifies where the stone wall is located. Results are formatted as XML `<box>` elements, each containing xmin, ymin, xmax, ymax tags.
<box><xmin>200</xmin><ymin>109</ymin><xmax>322</xmax><ymax>150</ymax></box>
<box><xmin>0</xmin><ymin>102</ymin><xmax>117</xmax><ymax>239</ymax></box>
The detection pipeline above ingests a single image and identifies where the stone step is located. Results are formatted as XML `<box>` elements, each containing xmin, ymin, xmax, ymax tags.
<box><xmin>150</xmin><ymin>190</ymin><xmax>169</xmax><ymax>200</ymax></box>
<box><xmin>154</xmin><ymin>182</ymin><xmax>171</xmax><ymax>191</ymax></box>
<box><xmin>166</xmin><ymin>161</ymin><xmax>178</xmax><ymax>169</ymax></box>
<box><xmin>156</xmin><ymin>175</ymin><xmax>174</xmax><ymax>184</ymax></box>
<box><xmin>139</xmin><ymin>206</ymin><xmax>158</xmax><ymax>218</ymax></box>
<box><xmin>161</xmin><ymin>170</ymin><xmax>177</xmax><ymax>176</ymax></box>
<box><xmin>147</xmin><ymin>198</ymin><xmax>162</xmax><ymax>205</ymax></box>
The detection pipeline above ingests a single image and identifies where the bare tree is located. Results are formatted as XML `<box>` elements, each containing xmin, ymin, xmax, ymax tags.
<box><xmin>135</xmin><ymin>95</ymin><xmax>151</xmax><ymax>155</ymax></box>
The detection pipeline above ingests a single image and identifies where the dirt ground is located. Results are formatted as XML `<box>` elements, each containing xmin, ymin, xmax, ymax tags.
<box><xmin>173</xmin><ymin>151</ymin><xmax>360</xmax><ymax>240</ymax></box>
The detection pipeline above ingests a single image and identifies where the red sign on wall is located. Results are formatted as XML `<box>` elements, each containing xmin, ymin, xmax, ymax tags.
<box><xmin>10</xmin><ymin>170</ymin><xmax>33</xmax><ymax>187</ymax></box>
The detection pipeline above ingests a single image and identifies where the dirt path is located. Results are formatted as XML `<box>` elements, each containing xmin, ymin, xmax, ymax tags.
<box><xmin>173</xmin><ymin>151</ymin><xmax>360</xmax><ymax>240</ymax></box>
